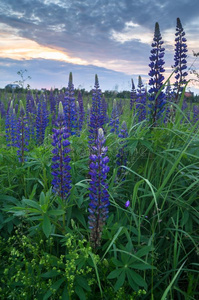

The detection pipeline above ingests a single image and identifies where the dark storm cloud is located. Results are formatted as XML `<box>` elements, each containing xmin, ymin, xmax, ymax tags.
<box><xmin>1</xmin><ymin>0</ymin><xmax>198</xmax><ymax>62</ymax></box>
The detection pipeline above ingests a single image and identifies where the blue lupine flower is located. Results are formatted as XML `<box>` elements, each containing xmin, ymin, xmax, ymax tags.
<box><xmin>88</xmin><ymin>75</ymin><xmax>103</xmax><ymax>146</ymax></box>
<box><xmin>173</xmin><ymin>18</ymin><xmax>188</xmax><ymax>101</ymax></box>
<box><xmin>148</xmin><ymin>22</ymin><xmax>166</xmax><ymax>125</ymax></box>
<box><xmin>36</xmin><ymin>94</ymin><xmax>48</xmax><ymax>145</ymax></box>
<box><xmin>16</xmin><ymin>100</ymin><xmax>30</xmax><ymax>162</ymax></box>
<box><xmin>125</xmin><ymin>200</ymin><xmax>130</xmax><ymax>208</ymax></box>
<box><xmin>101</xmin><ymin>96</ymin><xmax>108</xmax><ymax>126</ymax></box>
<box><xmin>88</xmin><ymin>128</ymin><xmax>110</xmax><ymax>248</ymax></box>
<box><xmin>136</xmin><ymin>76</ymin><xmax>147</xmax><ymax>122</ymax></box>
<box><xmin>49</xmin><ymin>89</ymin><xmax>57</xmax><ymax>126</ymax></box>
<box><xmin>15</xmin><ymin>103</ymin><xmax>19</xmax><ymax>115</ymax></box>
<box><xmin>5</xmin><ymin>100</ymin><xmax>18</xmax><ymax>147</ymax></box>
<box><xmin>130</xmin><ymin>79</ymin><xmax>137</xmax><ymax>111</ymax></box>
<box><xmin>63</xmin><ymin>72</ymin><xmax>77</xmax><ymax>135</ymax></box>
<box><xmin>51</xmin><ymin>102</ymin><xmax>71</xmax><ymax>201</ymax></box>
<box><xmin>0</xmin><ymin>101</ymin><xmax>6</xmax><ymax>118</ymax></box>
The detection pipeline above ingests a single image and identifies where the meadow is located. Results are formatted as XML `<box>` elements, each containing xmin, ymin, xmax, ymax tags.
<box><xmin>0</xmin><ymin>18</ymin><xmax>199</xmax><ymax>300</ymax></box>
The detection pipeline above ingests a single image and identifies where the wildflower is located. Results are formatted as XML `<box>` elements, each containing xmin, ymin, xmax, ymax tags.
<box><xmin>173</xmin><ymin>18</ymin><xmax>188</xmax><ymax>101</ymax></box>
<box><xmin>64</xmin><ymin>72</ymin><xmax>77</xmax><ymax>135</ymax></box>
<box><xmin>16</xmin><ymin>100</ymin><xmax>30</xmax><ymax>162</ymax></box>
<box><xmin>5</xmin><ymin>100</ymin><xmax>18</xmax><ymax>147</ymax></box>
<box><xmin>36</xmin><ymin>94</ymin><xmax>48</xmax><ymax>145</ymax></box>
<box><xmin>136</xmin><ymin>76</ymin><xmax>147</xmax><ymax>122</ymax></box>
<box><xmin>125</xmin><ymin>200</ymin><xmax>130</xmax><ymax>208</ymax></box>
<box><xmin>101</xmin><ymin>95</ymin><xmax>108</xmax><ymax>126</ymax></box>
<box><xmin>148</xmin><ymin>22</ymin><xmax>165</xmax><ymax>125</ymax></box>
<box><xmin>88</xmin><ymin>75</ymin><xmax>103</xmax><ymax>147</ymax></box>
<box><xmin>130</xmin><ymin>79</ymin><xmax>137</xmax><ymax>111</ymax></box>
<box><xmin>88</xmin><ymin>128</ymin><xmax>110</xmax><ymax>248</ymax></box>
<box><xmin>51</xmin><ymin>102</ymin><xmax>71</xmax><ymax>201</ymax></box>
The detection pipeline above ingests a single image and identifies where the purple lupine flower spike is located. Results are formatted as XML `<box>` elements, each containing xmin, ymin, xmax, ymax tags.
<box><xmin>63</xmin><ymin>72</ymin><xmax>77</xmax><ymax>135</ymax></box>
<box><xmin>148</xmin><ymin>22</ymin><xmax>165</xmax><ymax>125</ymax></box>
<box><xmin>36</xmin><ymin>94</ymin><xmax>48</xmax><ymax>145</ymax></box>
<box><xmin>88</xmin><ymin>128</ymin><xmax>110</xmax><ymax>248</ymax></box>
<box><xmin>173</xmin><ymin>18</ymin><xmax>188</xmax><ymax>102</ymax></box>
<box><xmin>51</xmin><ymin>102</ymin><xmax>71</xmax><ymax>201</ymax></box>
<box><xmin>16</xmin><ymin>100</ymin><xmax>30</xmax><ymax>162</ymax></box>
<box><xmin>130</xmin><ymin>79</ymin><xmax>137</xmax><ymax>111</ymax></box>
<box><xmin>88</xmin><ymin>75</ymin><xmax>103</xmax><ymax>147</ymax></box>
<box><xmin>5</xmin><ymin>100</ymin><xmax>18</xmax><ymax>147</ymax></box>
<box><xmin>136</xmin><ymin>76</ymin><xmax>146</xmax><ymax>122</ymax></box>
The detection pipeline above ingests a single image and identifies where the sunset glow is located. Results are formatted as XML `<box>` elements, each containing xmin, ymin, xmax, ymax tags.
<box><xmin>0</xmin><ymin>33</ymin><xmax>88</xmax><ymax>65</ymax></box>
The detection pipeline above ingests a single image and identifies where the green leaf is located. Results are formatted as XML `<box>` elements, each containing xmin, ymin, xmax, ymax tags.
<box><xmin>22</xmin><ymin>199</ymin><xmax>42</xmax><ymax>211</ymax></box>
<box><xmin>75</xmin><ymin>181</ymin><xmax>89</xmax><ymax>189</ymax></box>
<box><xmin>128</xmin><ymin>140</ymin><xmax>138</xmax><ymax>154</ymax></box>
<box><xmin>129</xmin><ymin>263</ymin><xmax>154</xmax><ymax>270</ymax></box>
<box><xmin>112</xmin><ymin>258</ymin><xmax>124</xmax><ymax>267</ymax></box>
<box><xmin>41</xmin><ymin>270</ymin><xmax>59</xmax><ymax>278</ymax></box>
<box><xmin>62</xmin><ymin>286</ymin><xmax>69</xmax><ymax>300</ymax></box>
<box><xmin>42</xmin><ymin>214</ymin><xmax>52</xmax><ymax>238</ymax></box>
<box><xmin>161</xmin><ymin>260</ymin><xmax>186</xmax><ymax>300</ymax></box>
<box><xmin>43</xmin><ymin>278</ymin><xmax>65</xmax><ymax>300</ymax></box>
<box><xmin>140</xmin><ymin>140</ymin><xmax>153</xmax><ymax>151</ymax></box>
<box><xmin>39</xmin><ymin>191</ymin><xmax>46</xmax><ymax>206</ymax></box>
<box><xmin>126</xmin><ymin>270</ymin><xmax>139</xmax><ymax>291</ymax></box>
<box><xmin>136</xmin><ymin>246</ymin><xmax>152</xmax><ymax>258</ymax></box>
<box><xmin>0</xmin><ymin>195</ymin><xmax>20</xmax><ymax>205</ymax></box>
<box><xmin>75</xmin><ymin>286</ymin><xmax>86</xmax><ymax>300</ymax></box>
<box><xmin>76</xmin><ymin>276</ymin><xmax>91</xmax><ymax>292</ymax></box>
<box><xmin>73</xmin><ymin>209</ymin><xmax>87</xmax><ymax>228</ymax></box>
<box><xmin>88</xmin><ymin>251</ymin><xmax>103</xmax><ymax>297</ymax></box>
<box><xmin>28</xmin><ymin>184</ymin><xmax>38</xmax><ymax>200</ymax></box>
<box><xmin>102</xmin><ymin>226</ymin><xmax>124</xmax><ymax>260</ymax></box>
<box><xmin>128</xmin><ymin>270</ymin><xmax>147</xmax><ymax>289</ymax></box>
<box><xmin>48</xmin><ymin>209</ymin><xmax>65</xmax><ymax>216</ymax></box>
<box><xmin>114</xmin><ymin>270</ymin><xmax>126</xmax><ymax>291</ymax></box>
<box><xmin>107</xmin><ymin>268</ymin><xmax>123</xmax><ymax>279</ymax></box>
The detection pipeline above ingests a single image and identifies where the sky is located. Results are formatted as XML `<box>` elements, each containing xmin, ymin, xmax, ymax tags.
<box><xmin>0</xmin><ymin>0</ymin><xmax>199</xmax><ymax>93</ymax></box>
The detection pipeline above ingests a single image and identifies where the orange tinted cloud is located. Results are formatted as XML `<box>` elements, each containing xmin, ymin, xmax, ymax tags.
<box><xmin>0</xmin><ymin>27</ymin><xmax>88</xmax><ymax>65</ymax></box>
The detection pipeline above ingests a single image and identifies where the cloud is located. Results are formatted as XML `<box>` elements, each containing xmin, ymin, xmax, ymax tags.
<box><xmin>0</xmin><ymin>57</ymin><xmax>137</xmax><ymax>91</ymax></box>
